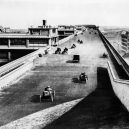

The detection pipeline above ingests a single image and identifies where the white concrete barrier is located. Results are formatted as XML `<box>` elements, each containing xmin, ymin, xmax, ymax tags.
<box><xmin>57</xmin><ymin>35</ymin><xmax>74</xmax><ymax>45</ymax></box>
<box><xmin>56</xmin><ymin>32</ymin><xmax>82</xmax><ymax>45</ymax></box>
<box><xmin>108</xmin><ymin>61</ymin><xmax>129</xmax><ymax>111</ymax></box>
<box><xmin>0</xmin><ymin>47</ymin><xmax>49</xmax><ymax>89</ymax></box>
<box><xmin>0</xmin><ymin>48</ymin><xmax>46</xmax><ymax>77</ymax></box>
<box><xmin>0</xmin><ymin>33</ymin><xmax>80</xmax><ymax>89</ymax></box>
<box><xmin>0</xmin><ymin>61</ymin><xmax>33</xmax><ymax>90</ymax></box>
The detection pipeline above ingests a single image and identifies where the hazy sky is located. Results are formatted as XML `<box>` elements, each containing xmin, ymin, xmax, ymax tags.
<box><xmin>0</xmin><ymin>0</ymin><xmax>129</xmax><ymax>29</ymax></box>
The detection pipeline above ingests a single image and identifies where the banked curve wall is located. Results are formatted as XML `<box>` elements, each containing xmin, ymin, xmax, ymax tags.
<box><xmin>98</xmin><ymin>29</ymin><xmax>129</xmax><ymax>111</ymax></box>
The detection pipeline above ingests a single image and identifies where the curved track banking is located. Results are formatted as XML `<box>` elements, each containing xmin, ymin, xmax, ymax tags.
<box><xmin>0</xmin><ymin>30</ymin><xmax>107</xmax><ymax>126</ymax></box>
<box><xmin>44</xmin><ymin>67</ymin><xmax>129</xmax><ymax>129</ymax></box>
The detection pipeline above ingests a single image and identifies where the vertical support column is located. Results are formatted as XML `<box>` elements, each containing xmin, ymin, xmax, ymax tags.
<box><xmin>48</xmin><ymin>38</ymin><xmax>51</xmax><ymax>46</ymax></box>
<box><xmin>28</xmin><ymin>29</ymin><xmax>30</xmax><ymax>35</ymax></box>
<box><xmin>56</xmin><ymin>29</ymin><xmax>58</xmax><ymax>35</ymax></box>
<box><xmin>55</xmin><ymin>37</ymin><xmax>58</xmax><ymax>43</ymax></box>
<box><xmin>26</xmin><ymin>39</ymin><xmax>29</xmax><ymax>48</ymax></box>
<box><xmin>8</xmin><ymin>51</ymin><xmax>11</xmax><ymax>61</ymax></box>
<box><xmin>49</xmin><ymin>29</ymin><xmax>52</xmax><ymax>37</ymax></box>
<box><xmin>40</xmin><ymin>30</ymin><xmax>42</xmax><ymax>35</ymax></box>
<box><xmin>8</xmin><ymin>39</ymin><xmax>11</xmax><ymax>48</ymax></box>
<box><xmin>54</xmin><ymin>38</ymin><xmax>56</xmax><ymax>45</ymax></box>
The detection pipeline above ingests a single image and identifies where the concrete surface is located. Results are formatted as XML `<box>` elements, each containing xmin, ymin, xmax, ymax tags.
<box><xmin>43</xmin><ymin>67</ymin><xmax>129</xmax><ymax>129</ymax></box>
<box><xmin>0</xmin><ymin>98</ymin><xmax>82</xmax><ymax>129</ymax></box>
<box><xmin>0</xmin><ymin>30</ymin><xmax>107</xmax><ymax>127</ymax></box>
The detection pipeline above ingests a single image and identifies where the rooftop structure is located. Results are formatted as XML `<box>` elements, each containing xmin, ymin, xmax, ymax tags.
<box><xmin>0</xmin><ymin>20</ymin><xmax>58</xmax><ymax>50</ymax></box>
<box><xmin>0</xmin><ymin>26</ymin><xmax>5</xmax><ymax>33</ymax></box>
<box><xmin>75</xmin><ymin>25</ymin><xmax>83</xmax><ymax>31</ymax></box>
<box><xmin>120</xmin><ymin>31</ymin><xmax>129</xmax><ymax>54</ymax></box>
<box><xmin>58</xmin><ymin>25</ymin><xmax>76</xmax><ymax>40</ymax></box>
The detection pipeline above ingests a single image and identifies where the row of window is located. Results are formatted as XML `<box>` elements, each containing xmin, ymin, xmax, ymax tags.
<box><xmin>0</xmin><ymin>39</ymin><xmax>49</xmax><ymax>45</ymax></box>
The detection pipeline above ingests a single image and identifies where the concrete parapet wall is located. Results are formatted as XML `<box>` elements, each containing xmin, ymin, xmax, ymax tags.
<box><xmin>57</xmin><ymin>32</ymin><xmax>81</xmax><ymax>45</ymax></box>
<box><xmin>44</xmin><ymin>32</ymin><xmax>82</xmax><ymax>54</ymax></box>
<box><xmin>108</xmin><ymin>61</ymin><xmax>129</xmax><ymax>111</ymax></box>
<box><xmin>98</xmin><ymin>29</ymin><xmax>129</xmax><ymax>77</ymax></box>
<box><xmin>0</xmin><ymin>61</ymin><xmax>33</xmax><ymax>90</ymax></box>
<box><xmin>0</xmin><ymin>47</ymin><xmax>48</xmax><ymax>89</ymax></box>
<box><xmin>99</xmin><ymin>29</ymin><xmax>129</xmax><ymax>111</ymax></box>
<box><xmin>57</xmin><ymin>35</ymin><xmax>74</xmax><ymax>45</ymax></box>
<box><xmin>0</xmin><ymin>48</ymin><xmax>44</xmax><ymax>76</ymax></box>
<box><xmin>0</xmin><ymin>33</ymin><xmax>79</xmax><ymax>90</ymax></box>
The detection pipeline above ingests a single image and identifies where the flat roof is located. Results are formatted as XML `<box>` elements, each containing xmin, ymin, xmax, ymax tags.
<box><xmin>28</xmin><ymin>27</ymin><xmax>58</xmax><ymax>30</ymax></box>
<box><xmin>0</xmin><ymin>34</ymin><xmax>58</xmax><ymax>38</ymax></box>
<box><xmin>58</xmin><ymin>29</ymin><xmax>75</xmax><ymax>31</ymax></box>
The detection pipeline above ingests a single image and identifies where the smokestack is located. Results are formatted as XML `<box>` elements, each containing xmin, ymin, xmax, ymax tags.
<box><xmin>43</xmin><ymin>20</ymin><xmax>47</xmax><ymax>26</ymax></box>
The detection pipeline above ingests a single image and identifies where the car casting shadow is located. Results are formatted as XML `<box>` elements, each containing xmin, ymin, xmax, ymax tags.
<box><xmin>30</xmin><ymin>95</ymin><xmax>41</xmax><ymax>103</ymax></box>
<box><xmin>66</xmin><ymin>60</ymin><xmax>79</xmax><ymax>63</ymax></box>
<box><xmin>99</xmin><ymin>55</ymin><xmax>108</xmax><ymax>59</ymax></box>
<box><xmin>99</xmin><ymin>53</ymin><xmax>108</xmax><ymax>59</ymax></box>
<box><xmin>66</xmin><ymin>60</ymin><xmax>74</xmax><ymax>63</ymax></box>
<box><xmin>72</xmin><ymin>77</ymin><xmax>79</xmax><ymax>83</ymax></box>
<box><xmin>30</xmin><ymin>95</ymin><xmax>51</xmax><ymax>103</ymax></box>
<box><xmin>72</xmin><ymin>77</ymin><xmax>86</xmax><ymax>84</ymax></box>
<box><xmin>43</xmin><ymin>67</ymin><xmax>129</xmax><ymax>129</ymax></box>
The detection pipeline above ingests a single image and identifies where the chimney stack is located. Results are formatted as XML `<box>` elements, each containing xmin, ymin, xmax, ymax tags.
<box><xmin>43</xmin><ymin>20</ymin><xmax>47</xmax><ymax>26</ymax></box>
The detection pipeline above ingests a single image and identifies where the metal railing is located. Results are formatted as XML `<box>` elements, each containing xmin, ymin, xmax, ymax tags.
<box><xmin>108</xmin><ymin>61</ymin><xmax>129</xmax><ymax>85</ymax></box>
<box><xmin>98</xmin><ymin>29</ymin><xmax>129</xmax><ymax>77</ymax></box>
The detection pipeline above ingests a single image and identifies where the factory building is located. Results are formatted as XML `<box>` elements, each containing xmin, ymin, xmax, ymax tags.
<box><xmin>0</xmin><ymin>20</ymin><xmax>58</xmax><ymax>50</ymax></box>
<box><xmin>58</xmin><ymin>25</ymin><xmax>75</xmax><ymax>40</ymax></box>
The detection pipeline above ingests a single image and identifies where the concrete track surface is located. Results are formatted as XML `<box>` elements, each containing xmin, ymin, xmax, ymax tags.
<box><xmin>44</xmin><ymin>67</ymin><xmax>129</xmax><ymax>129</ymax></box>
<box><xmin>0</xmin><ymin>29</ymin><xmax>128</xmax><ymax>128</ymax></box>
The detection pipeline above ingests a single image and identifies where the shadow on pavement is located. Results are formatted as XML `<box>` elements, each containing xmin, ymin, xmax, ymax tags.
<box><xmin>72</xmin><ymin>77</ymin><xmax>87</xmax><ymax>84</ymax></box>
<box><xmin>43</xmin><ymin>67</ymin><xmax>129</xmax><ymax>129</ymax></box>
<box><xmin>30</xmin><ymin>95</ymin><xmax>41</xmax><ymax>103</ymax></box>
<box><xmin>66</xmin><ymin>60</ymin><xmax>79</xmax><ymax>63</ymax></box>
<box><xmin>30</xmin><ymin>95</ymin><xmax>52</xmax><ymax>103</ymax></box>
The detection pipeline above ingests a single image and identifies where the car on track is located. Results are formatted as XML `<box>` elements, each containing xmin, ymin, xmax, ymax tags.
<box><xmin>73</xmin><ymin>55</ymin><xmax>80</xmax><ymax>63</ymax></box>
<box><xmin>40</xmin><ymin>89</ymin><xmax>55</xmax><ymax>102</ymax></box>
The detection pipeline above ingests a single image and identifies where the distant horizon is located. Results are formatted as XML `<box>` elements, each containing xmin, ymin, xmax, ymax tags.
<box><xmin>3</xmin><ymin>25</ymin><xmax>129</xmax><ymax>30</ymax></box>
<box><xmin>0</xmin><ymin>0</ymin><xmax>129</xmax><ymax>29</ymax></box>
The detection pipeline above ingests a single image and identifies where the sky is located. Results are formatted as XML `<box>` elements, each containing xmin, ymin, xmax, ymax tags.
<box><xmin>0</xmin><ymin>0</ymin><xmax>129</xmax><ymax>29</ymax></box>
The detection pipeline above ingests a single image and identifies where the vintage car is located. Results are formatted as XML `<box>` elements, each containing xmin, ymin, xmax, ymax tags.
<box><xmin>40</xmin><ymin>90</ymin><xmax>55</xmax><ymax>102</ymax></box>
<box><xmin>73</xmin><ymin>55</ymin><xmax>80</xmax><ymax>63</ymax></box>
<box><xmin>79</xmin><ymin>73</ymin><xmax>88</xmax><ymax>83</ymax></box>
<box><xmin>71</xmin><ymin>44</ymin><xmax>76</xmax><ymax>49</ymax></box>
<box><xmin>55</xmin><ymin>48</ymin><xmax>61</xmax><ymax>54</ymax></box>
<box><xmin>72</xmin><ymin>73</ymin><xmax>88</xmax><ymax>84</ymax></box>
<box><xmin>102</xmin><ymin>53</ymin><xmax>108</xmax><ymax>58</ymax></box>
<box><xmin>62</xmin><ymin>47</ymin><xmax>68</xmax><ymax>54</ymax></box>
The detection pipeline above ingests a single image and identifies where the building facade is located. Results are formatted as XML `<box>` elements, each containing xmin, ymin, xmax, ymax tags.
<box><xmin>0</xmin><ymin>20</ymin><xmax>58</xmax><ymax>64</ymax></box>
<box><xmin>58</xmin><ymin>25</ymin><xmax>75</xmax><ymax>40</ymax></box>
<box><xmin>121</xmin><ymin>31</ymin><xmax>129</xmax><ymax>54</ymax></box>
<box><xmin>0</xmin><ymin>20</ymin><xmax>58</xmax><ymax>50</ymax></box>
